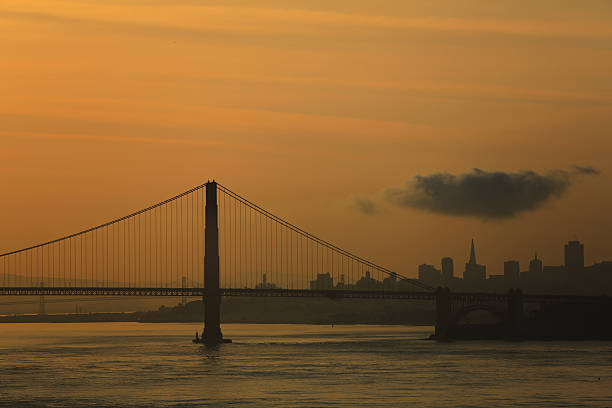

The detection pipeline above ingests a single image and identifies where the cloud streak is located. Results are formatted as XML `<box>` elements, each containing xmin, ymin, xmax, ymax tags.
<box><xmin>3</xmin><ymin>5</ymin><xmax>612</xmax><ymax>43</ymax></box>
<box><xmin>572</xmin><ymin>165</ymin><xmax>600</xmax><ymax>175</ymax></box>
<box><xmin>382</xmin><ymin>167</ymin><xmax>600</xmax><ymax>219</ymax></box>
<box><xmin>349</xmin><ymin>196</ymin><xmax>378</xmax><ymax>215</ymax></box>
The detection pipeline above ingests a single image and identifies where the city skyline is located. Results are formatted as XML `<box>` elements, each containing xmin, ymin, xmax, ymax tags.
<box><xmin>419</xmin><ymin>238</ymin><xmax>596</xmax><ymax>278</ymax></box>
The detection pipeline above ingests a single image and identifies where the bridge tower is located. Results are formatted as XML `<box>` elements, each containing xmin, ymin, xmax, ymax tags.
<box><xmin>202</xmin><ymin>181</ymin><xmax>228</xmax><ymax>345</ymax></box>
<box><xmin>435</xmin><ymin>287</ymin><xmax>451</xmax><ymax>341</ymax></box>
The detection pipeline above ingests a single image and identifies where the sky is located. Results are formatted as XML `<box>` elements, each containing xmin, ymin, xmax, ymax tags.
<box><xmin>1</xmin><ymin>0</ymin><xmax>612</xmax><ymax>277</ymax></box>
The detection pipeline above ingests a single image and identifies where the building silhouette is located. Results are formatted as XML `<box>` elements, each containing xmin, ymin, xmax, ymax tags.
<box><xmin>382</xmin><ymin>272</ymin><xmax>398</xmax><ymax>291</ymax></box>
<box><xmin>355</xmin><ymin>271</ymin><xmax>383</xmax><ymax>290</ymax></box>
<box><xmin>504</xmin><ymin>260</ymin><xmax>520</xmax><ymax>285</ymax></box>
<box><xmin>310</xmin><ymin>273</ymin><xmax>333</xmax><ymax>290</ymax></box>
<box><xmin>441</xmin><ymin>257</ymin><xmax>454</xmax><ymax>283</ymax></box>
<box><xmin>256</xmin><ymin>273</ymin><xmax>278</xmax><ymax>289</ymax></box>
<box><xmin>565</xmin><ymin>240</ymin><xmax>584</xmax><ymax>282</ymax></box>
<box><xmin>542</xmin><ymin>265</ymin><xmax>566</xmax><ymax>283</ymax></box>
<box><xmin>529</xmin><ymin>255</ymin><xmax>543</xmax><ymax>275</ymax></box>
<box><xmin>416</xmin><ymin>239</ymin><xmax>611</xmax><ymax>295</ymax></box>
<box><xmin>586</xmin><ymin>261</ymin><xmax>612</xmax><ymax>291</ymax></box>
<box><xmin>464</xmin><ymin>239</ymin><xmax>486</xmax><ymax>283</ymax></box>
<box><xmin>418</xmin><ymin>264</ymin><xmax>441</xmax><ymax>287</ymax></box>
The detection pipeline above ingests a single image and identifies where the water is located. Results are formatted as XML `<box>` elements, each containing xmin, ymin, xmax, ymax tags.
<box><xmin>1</xmin><ymin>323</ymin><xmax>611</xmax><ymax>407</ymax></box>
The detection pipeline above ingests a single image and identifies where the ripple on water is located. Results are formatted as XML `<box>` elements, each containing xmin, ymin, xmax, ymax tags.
<box><xmin>1</xmin><ymin>323</ymin><xmax>612</xmax><ymax>407</ymax></box>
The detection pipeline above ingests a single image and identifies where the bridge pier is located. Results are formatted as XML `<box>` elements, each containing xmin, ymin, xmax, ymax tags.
<box><xmin>435</xmin><ymin>287</ymin><xmax>452</xmax><ymax>341</ymax></box>
<box><xmin>200</xmin><ymin>181</ymin><xmax>230</xmax><ymax>345</ymax></box>
<box><xmin>506</xmin><ymin>289</ymin><xmax>524</xmax><ymax>340</ymax></box>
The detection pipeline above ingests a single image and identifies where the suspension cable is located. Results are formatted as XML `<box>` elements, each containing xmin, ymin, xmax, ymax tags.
<box><xmin>217</xmin><ymin>183</ymin><xmax>429</xmax><ymax>289</ymax></box>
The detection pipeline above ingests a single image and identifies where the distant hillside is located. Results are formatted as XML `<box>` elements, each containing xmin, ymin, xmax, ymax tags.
<box><xmin>139</xmin><ymin>297</ymin><xmax>436</xmax><ymax>325</ymax></box>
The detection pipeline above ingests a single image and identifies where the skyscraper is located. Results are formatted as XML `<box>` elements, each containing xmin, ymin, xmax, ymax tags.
<box><xmin>529</xmin><ymin>255</ymin><xmax>543</xmax><ymax>275</ymax></box>
<box><xmin>441</xmin><ymin>257</ymin><xmax>454</xmax><ymax>283</ymax></box>
<box><xmin>464</xmin><ymin>239</ymin><xmax>486</xmax><ymax>283</ymax></box>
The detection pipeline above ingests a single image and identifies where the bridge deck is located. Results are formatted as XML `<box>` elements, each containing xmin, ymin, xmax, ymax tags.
<box><xmin>0</xmin><ymin>287</ymin><xmax>609</xmax><ymax>304</ymax></box>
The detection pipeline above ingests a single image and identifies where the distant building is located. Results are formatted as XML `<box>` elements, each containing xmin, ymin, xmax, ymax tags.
<box><xmin>335</xmin><ymin>274</ymin><xmax>348</xmax><ymax>289</ymax></box>
<box><xmin>525</xmin><ymin>254</ymin><xmax>544</xmax><ymax>284</ymax></box>
<box><xmin>588</xmin><ymin>261</ymin><xmax>612</xmax><ymax>276</ymax></box>
<box><xmin>488</xmin><ymin>274</ymin><xmax>504</xmax><ymax>286</ymax></box>
<box><xmin>565</xmin><ymin>240</ymin><xmax>584</xmax><ymax>281</ymax></box>
<box><xmin>464</xmin><ymin>239</ymin><xmax>486</xmax><ymax>282</ymax></box>
<box><xmin>418</xmin><ymin>264</ymin><xmax>441</xmax><ymax>287</ymax></box>
<box><xmin>310</xmin><ymin>273</ymin><xmax>333</xmax><ymax>290</ymax></box>
<box><xmin>529</xmin><ymin>255</ymin><xmax>543</xmax><ymax>275</ymax></box>
<box><xmin>355</xmin><ymin>271</ymin><xmax>382</xmax><ymax>290</ymax></box>
<box><xmin>504</xmin><ymin>260</ymin><xmax>520</xmax><ymax>285</ymax></box>
<box><xmin>585</xmin><ymin>261</ymin><xmax>612</xmax><ymax>290</ymax></box>
<box><xmin>256</xmin><ymin>273</ymin><xmax>278</xmax><ymax>290</ymax></box>
<box><xmin>542</xmin><ymin>265</ymin><xmax>567</xmax><ymax>284</ymax></box>
<box><xmin>382</xmin><ymin>272</ymin><xmax>398</xmax><ymax>291</ymax></box>
<box><xmin>441</xmin><ymin>257</ymin><xmax>454</xmax><ymax>283</ymax></box>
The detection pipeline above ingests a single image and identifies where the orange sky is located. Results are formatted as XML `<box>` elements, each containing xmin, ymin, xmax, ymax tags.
<box><xmin>1</xmin><ymin>0</ymin><xmax>612</xmax><ymax>277</ymax></box>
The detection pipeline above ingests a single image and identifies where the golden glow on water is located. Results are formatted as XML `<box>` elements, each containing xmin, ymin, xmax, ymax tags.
<box><xmin>1</xmin><ymin>323</ymin><xmax>611</xmax><ymax>406</ymax></box>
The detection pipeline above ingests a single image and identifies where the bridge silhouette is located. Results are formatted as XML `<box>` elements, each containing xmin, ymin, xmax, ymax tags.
<box><xmin>1</xmin><ymin>181</ymin><xmax>609</xmax><ymax>343</ymax></box>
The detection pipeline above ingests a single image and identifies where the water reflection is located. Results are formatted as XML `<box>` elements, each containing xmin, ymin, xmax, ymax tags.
<box><xmin>0</xmin><ymin>323</ymin><xmax>611</xmax><ymax>407</ymax></box>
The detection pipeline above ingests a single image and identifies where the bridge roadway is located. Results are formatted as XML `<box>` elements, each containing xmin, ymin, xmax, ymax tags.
<box><xmin>0</xmin><ymin>287</ymin><xmax>609</xmax><ymax>305</ymax></box>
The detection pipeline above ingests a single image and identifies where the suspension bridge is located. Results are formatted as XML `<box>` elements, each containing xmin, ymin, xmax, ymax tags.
<box><xmin>1</xmin><ymin>181</ymin><xmax>610</xmax><ymax>343</ymax></box>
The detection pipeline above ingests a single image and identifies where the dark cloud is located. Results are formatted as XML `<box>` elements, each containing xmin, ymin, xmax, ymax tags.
<box><xmin>350</xmin><ymin>196</ymin><xmax>378</xmax><ymax>215</ymax></box>
<box><xmin>383</xmin><ymin>167</ymin><xmax>599</xmax><ymax>219</ymax></box>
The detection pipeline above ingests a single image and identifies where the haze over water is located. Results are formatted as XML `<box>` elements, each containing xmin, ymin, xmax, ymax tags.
<box><xmin>1</xmin><ymin>323</ymin><xmax>611</xmax><ymax>407</ymax></box>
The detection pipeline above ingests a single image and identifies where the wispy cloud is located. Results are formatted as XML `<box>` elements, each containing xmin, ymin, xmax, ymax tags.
<box><xmin>3</xmin><ymin>5</ymin><xmax>612</xmax><ymax>41</ymax></box>
<box><xmin>572</xmin><ymin>165</ymin><xmax>601</xmax><ymax>175</ymax></box>
<box><xmin>349</xmin><ymin>196</ymin><xmax>378</xmax><ymax>215</ymax></box>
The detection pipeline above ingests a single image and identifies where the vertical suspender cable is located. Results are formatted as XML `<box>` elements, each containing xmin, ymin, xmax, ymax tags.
<box><xmin>244</xmin><ymin>206</ymin><xmax>253</xmax><ymax>287</ymax></box>
<box><xmin>233</xmin><ymin>197</ymin><xmax>237</xmax><ymax>289</ymax></box>
<box><xmin>138</xmin><ymin>213</ymin><xmax>140</xmax><ymax>287</ymax></box>
<box><xmin>224</xmin><ymin>191</ymin><xmax>228</xmax><ymax>288</ymax></box>
<box><xmin>81</xmin><ymin>233</ymin><xmax>84</xmax><ymax>287</ymax></box>
<box><xmin>175</xmin><ymin>199</ymin><xmax>178</xmax><ymax>288</ymax></box>
<box><xmin>122</xmin><ymin>220</ymin><xmax>125</xmax><ymax>287</ymax></box>
<box><xmin>126</xmin><ymin>219</ymin><xmax>129</xmax><ymax>287</ymax></box>
<box><xmin>249</xmin><ymin>207</ymin><xmax>252</xmax><ymax>288</ymax></box>
<box><xmin>238</xmin><ymin>200</ymin><xmax>242</xmax><ymax>287</ymax></box>
<box><xmin>289</xmin><ymin>228</ymin><xmax>292</xmax><ymax>290</ymax></box>
<box><xmin>265</xmin><ymin>212</ymin><xmax>268</xmax><ymax>285</ymax></box>
<box><xmin>164</xmin><ymin>202</ymin><xmax>174</xmax><ymax>287</ymax></box>
<box><xmin>177</xmin><ymin>199</ymin><xmax>179</xmax><ymax>288</ymax></box>
<box><xmin>189</xmin><ymin>190</ymin><xmax>192</xmax><ymax>288</ymax></box>
<box><xmin>260</xmin><ymin>211</ymin><xmax>263</xmax><ymax>287</ymax></box>
<box><xmin>299</xmin><ymin>234</ymin><xmax>302</xmax><ymax>289</ymax></box>
<box><xmin>165</xmin><ymin>202</ymin><xmax>167</xmax><ymax>288</ymax></box>
<box><xmin>179</xmin><ymin>197</ymin><xmax>183</xmax><ymax>288</ymax></box>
